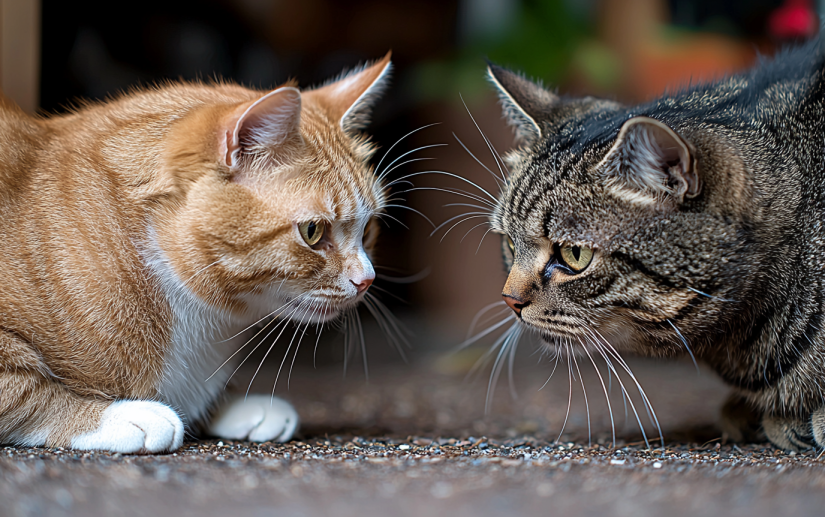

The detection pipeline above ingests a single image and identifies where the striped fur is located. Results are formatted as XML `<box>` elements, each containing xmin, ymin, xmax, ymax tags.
<box><xmin>487</xmin><ymin>37</ymin><xmax>825</xmax><ymax>450</ymax></box>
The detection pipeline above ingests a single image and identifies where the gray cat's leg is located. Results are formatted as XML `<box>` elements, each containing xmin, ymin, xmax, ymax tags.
<box><xmin>811</xmin><ymin>407</ymin><xmax>825</xmax><ymax>448</ymax></box>
<box><xmin>762</xmin><ymin>413</ymin><xmax>816</xmax><ymax>451</ymax></box>
<box><xmin>719</xmin><ymin>393</ymin><xmax>765</xmax><ymax>443</ymax></box>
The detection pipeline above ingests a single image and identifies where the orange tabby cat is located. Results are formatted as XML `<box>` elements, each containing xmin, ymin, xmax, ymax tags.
<box><xmin>0</xmin><ymin>54</ymin><xmax>391</xmax><ymax>453</ymax></box>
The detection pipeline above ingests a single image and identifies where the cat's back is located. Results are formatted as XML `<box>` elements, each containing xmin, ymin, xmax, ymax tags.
<box><xmin>0</xmin><ymin>94</ymin><xmax>45</xmax><ymax>196</ymax></box>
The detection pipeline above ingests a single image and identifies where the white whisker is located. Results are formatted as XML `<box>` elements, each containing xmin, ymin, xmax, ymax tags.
<box><xmin>373</xmin><ymin>123</ymin><xmax>442</xmax><ymax>180</ymax></box>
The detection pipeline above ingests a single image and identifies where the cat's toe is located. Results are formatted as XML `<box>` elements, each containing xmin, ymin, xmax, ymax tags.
<box><xmin>762</xmin><ymin>413</ymin><xmax>815</xmax><ymax>451</ymax></box>
<box><xmin>71</xmin><ymin>400</ymin><xmax>184</xmax><ymax>453</ymax></box>
<box><xmin>208</xmin><ymin>395</ymin><xmax>299</xmax><ymax>443</ymax></box>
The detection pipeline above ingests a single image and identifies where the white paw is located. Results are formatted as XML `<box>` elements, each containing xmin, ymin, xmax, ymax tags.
<box><xmin>71</xmin><ymin>400</ymin><xmax>184</xmax><ymax>454</ymax></box>
<box><xmin>208</xmin><ymin>395</ymin><xmax>298</xmax><ymax>442</ymax></box>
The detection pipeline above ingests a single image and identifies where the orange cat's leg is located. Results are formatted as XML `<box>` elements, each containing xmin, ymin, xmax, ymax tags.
<box><xmin>207</xmin><ymin>394</ymin><xmax>298</xmax><ymax>442</ymax></box>
<box><xmin>0</xmin><ymin>335</ymin><xmax>184</xmax><ymax>453</ymax></box>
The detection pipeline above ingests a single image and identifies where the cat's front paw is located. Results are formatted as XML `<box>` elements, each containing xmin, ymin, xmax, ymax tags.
<box><xmin>762</xmin><ymin>413</ymin><xmax>816</xmax><ymax>451</ymax></box>
<box><xmin>207</xmin><ymin>395</ymin><xmax>298</xmax><ymax>442</ymax></box>
<box><xmin>71</xmin><ymin>400</ymin><xmax>184</xmax><ymax>453</ymax></box>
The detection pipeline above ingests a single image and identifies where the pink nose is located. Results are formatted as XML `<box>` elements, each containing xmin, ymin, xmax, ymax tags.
<box><xmin>351</xmin><ymin>277</ymin><xmax>373</xmax><ymax>294</ymax></box>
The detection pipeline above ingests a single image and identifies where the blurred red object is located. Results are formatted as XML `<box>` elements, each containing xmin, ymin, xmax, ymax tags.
<box><xmin>768</xmin><ymin>0</ymin><xmax>818</xmax><ymax>40</ymax></box>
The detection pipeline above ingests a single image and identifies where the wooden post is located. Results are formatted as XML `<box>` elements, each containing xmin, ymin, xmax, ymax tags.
<box><xmin>0</xmin><ymin>0</ymin><xmax>41</xmax><ymax>113</ymax></box>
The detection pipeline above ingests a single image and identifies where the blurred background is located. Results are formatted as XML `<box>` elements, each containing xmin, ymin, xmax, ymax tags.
<box><xmin>0</xmin><ymin>0</ymin><xmax>821</xmax><ymax>387</ymax></box>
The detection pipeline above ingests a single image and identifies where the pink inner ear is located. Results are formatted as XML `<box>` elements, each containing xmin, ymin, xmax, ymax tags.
<box><xmin>223</xmin><ymin>86</ymin><xmax>302</xmax><ymax>169</ymax></box>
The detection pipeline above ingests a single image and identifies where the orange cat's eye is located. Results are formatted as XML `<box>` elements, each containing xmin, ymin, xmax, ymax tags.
<box><xmin>299</xmin><ymin>221</ymin><xmax>326</xmax><ymax>246</ymax></box>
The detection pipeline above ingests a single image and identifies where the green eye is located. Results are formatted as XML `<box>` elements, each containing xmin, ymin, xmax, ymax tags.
<box><xmin>506</xmin><ymin>235</ymin><xmax>515</xmax><ymax>255</ymax></box>
<box><xmin>559</xmin><ymin>244</ymin><xmax>593</xmax><ymax>272</ymax></box>
<box><xmin>299</xmin><ymin>221</ymin><xmax>326</xmax><ymax>246</ymax></box>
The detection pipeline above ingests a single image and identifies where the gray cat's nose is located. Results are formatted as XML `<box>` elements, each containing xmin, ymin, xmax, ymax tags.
<box><xmin>503</xmin><ymin>294</ymin><xmax>528</xmax><ymax>316</ymax></box>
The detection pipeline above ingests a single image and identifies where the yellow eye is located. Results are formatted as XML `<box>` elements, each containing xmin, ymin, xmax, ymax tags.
<box><xmin>559</xmin><ymin>244</ymin><xmax>593</xmax><ymax>272</ymax></box>
<box><xmin>299</xmin><ymin>221</ymin><xmax>326</xmax><ymax>246</ymax></box>
<box><xmin>506</xmin><ymin>236</ymin><xmax>515</xmax><ymax>254</ymax></box>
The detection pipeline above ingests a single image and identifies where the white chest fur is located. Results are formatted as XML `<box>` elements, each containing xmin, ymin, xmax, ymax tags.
<box><xmin>156</xmin><ymin>290</ymin><xmax>240</xmax><ymax>424</ymax></box>
<box><xmin>143</xmin><ymin>235</ymin><xmax>248</xmax><ymax>426</ymax></box>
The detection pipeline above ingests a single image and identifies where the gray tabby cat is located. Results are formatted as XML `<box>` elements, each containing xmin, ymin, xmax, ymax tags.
<box><xmin>484</xmin><ymin>37</ymin><xmax>825</xmax><ymax>450</ymax></box>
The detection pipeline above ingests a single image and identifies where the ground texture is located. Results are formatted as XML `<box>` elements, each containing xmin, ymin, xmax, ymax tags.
<box><xmin>3</xmin><ymin>355</ymin><xmax>825</xmax><ymax>517</ymax></box>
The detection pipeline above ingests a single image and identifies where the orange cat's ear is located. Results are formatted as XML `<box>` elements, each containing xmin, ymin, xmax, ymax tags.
<box><xmin>304</xmin><ymin>52</ymin><xmax>392</xmax><ymax>134</ymax></box>
<box><xmin>221</xmin><ymin>86</ymin><xmax>302</xmax><ymax>169</ymax></box>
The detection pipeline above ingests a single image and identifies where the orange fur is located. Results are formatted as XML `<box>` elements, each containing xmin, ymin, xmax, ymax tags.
<box><xmin>0</xmin><ymin>54</ymin><xmax>392</xmax><ymax>452</ymax></box>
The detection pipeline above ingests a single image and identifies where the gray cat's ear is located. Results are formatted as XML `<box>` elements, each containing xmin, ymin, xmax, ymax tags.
<box><xmin>600</xmin><ymin>117</ymin><xmax>700</xmax><ymax>205</ymax></box>
<box><xmin>486</xmin><ymin>63</ymin><xmax>558</xmax><ymax>145</ymax></box>
<box><xmin>304</xmin><ymin>52</ymin><xmax>392</xmax><ymax>135</ymax></box>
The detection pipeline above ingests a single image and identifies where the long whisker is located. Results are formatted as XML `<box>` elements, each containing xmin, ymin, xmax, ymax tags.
<box><xmin>589</xmin><ymin>327</ymin><xmax>664</xmax><ymax>447</ymax></box>
<box><xmin>467</xmin><ymin>301</ymin><xmax>510</xmax><ymax>338</ymax></box>
<box><xmin>452</xmin><ymin>132</ymin><xmax>504</xmax><ymax>187</ymax></box>
<box><xmin>667</xmin><ymin>319</ymin><xmax>699</xmax><ymax>373</ymax></box>
<box><xmin>457</xmin><ymin>313</ymin><xmax>517</xmax><ymax>350</ymax></box>
<box><xmin>366</xmin><ymin>294</ymin><xmax>413</xmax><ymax>345</ymax></box>
<box><xmin>397</xmin><ymin>186</ymin><xmax>496</xmax><ymax>209</ymax></box>
<box><xmin>556</xmin><ymin>343</ymin><xmax>574</xmax><ymax>443</ymax></box>
<box><xmin>580</xmin><ymin>337</ymin><xmax>616</xmax><ymax>447</ymax></box>
<box><xmin>382</xmin><ymin>203</ymin><xmax>436</xmax><ymax>229</ymax></box>
<box><xmin>430</xmin><ymin>211</ymin><xmax>490</xmax><ymax>237</ymax></box>
<box><xmin>484</xmin><ymin>323</ymin><xmax>521</xmax><ymax>413</ymax></box>
<box><xmin>475</xmin><ymin>227</ymin><xmax>496</xmax><ymax>254</ymax></box>
<box><xmin>215</xmin><ymin>287</ymin><xmax>311</xmax><ymax>344</ymax></box>
<box><xmin>313</xmin><ymin>300</ymin><xmax>329</xmax><ymax>368</ymax></box>
<box><xmin>539</xmin><ymin>345</ymin><xmax>563</xmax><ymax>390</ymax></box>
<box><xmin>443</xmin><ymin>202</ymin><xmax>494</xmax><ymax>212</ymax></box>
<box><xmin>460</xmin><ymin>221</ymin><xmax>492</xmax><ymax>243</ymax></box>
<box><xmin>205</xmin><ymin>290</ymin><xmax>315</xmax><ymax>381</ymax></box>
<box><xmin>373</xmin><ymin>212</ymin><xmax>409</xmax><ymax>229</ymax></box>
<box><xmin>459</xmin><ymin>94</ymin><xmax>509</xmax><ymax>182</ymax></box>
<box><xmin>375</xmin><ymin>266</ymin><xmax>431</xmax><ymax>284</ymax></box>
<box><xmin>363</xmin><ymin>294</ymin><xmax>408</xmax><ymax>362</ymax></box>
<box><xmin>377</xmin><ymin>145</ymin><xmax>447</xmax><ymax>182</ymax></box>
<box><xmin>271</xmin><ymin>302</ymin><xmax>314</xmax><ymax>396</ymax></box>
<box><xmin>238</xmin><ymin>299</ymin><xmax>310</xmax><ymax>395</ymax></box>
<box><xmin>686</xmin><ymin>286</ymin><xmax>737</xmax><ymax>303</ymax></box>
<box><xmin>591</xmin><ymin>339</ymin><xmax>650</xmax><ymax>448</ymax></box>
<box><xmin>389</xmin><ymin>170</ymin><xmax>498</xmax><ymax>203</ymax></box>
<box><xmin>378</xmin><ymin>156</ymin><xmax>437</xmax><ymax>184</ymax></box>
<box><xmin>373</xmin><ymin>123</ymin><xmax>442</xmax><ymax>179</ymax></box>
<box><xmin>439</xmin><ymin>215</ymin><xmax>491</xmax><ymax>242</ymax></box>
<box><xmin>570</xmin><ymin>350</ymin><xmax>592</xmax><ymax>447</ymax></box>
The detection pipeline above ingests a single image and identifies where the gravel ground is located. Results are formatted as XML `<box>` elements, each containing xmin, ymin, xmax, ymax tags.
<box><xmin>3</xmin><ymin>353</ymin><xmax>825</xmax><ymax>517</ymax></box>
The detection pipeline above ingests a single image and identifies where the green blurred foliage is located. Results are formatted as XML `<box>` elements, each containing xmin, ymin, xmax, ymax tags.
<box><xmin>410</xmin><ymin>0</ymin><xmax>593</xmax><ymax>105</ymax></box>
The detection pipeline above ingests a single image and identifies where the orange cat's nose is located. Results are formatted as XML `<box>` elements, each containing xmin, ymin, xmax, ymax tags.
<box><xmin>503</xmin><ymin>294</ymin><xmax>528</xmax><ymax>316</ymax></box>
<box><xmin>352</xmin><ymin>278</ymin><xmax>373</xmax><ymax>294</ymax></box>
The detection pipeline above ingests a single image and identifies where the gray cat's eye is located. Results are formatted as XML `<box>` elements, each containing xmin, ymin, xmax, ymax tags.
<box><xmin>506</xmin><ymin>236</ymin><xmax>515</xmax><ymax>255</ymax></box>
<box><xmin>558</xmin><ymin>244</ymin><xmax>593</xmax><ymax>273</ymax></box>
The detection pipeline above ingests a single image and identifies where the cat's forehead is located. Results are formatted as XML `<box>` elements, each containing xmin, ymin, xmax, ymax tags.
<box><xmin>297</xmin><ymin>110</ymin><xmax>384</xmax><ymax>215</ymax></box>
<box><xmin>496</xmin><ymin>138</ymin><xmax>626</xmax><ymax>244</ymax></box>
